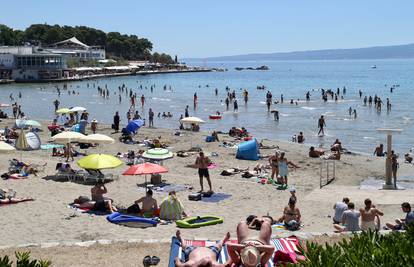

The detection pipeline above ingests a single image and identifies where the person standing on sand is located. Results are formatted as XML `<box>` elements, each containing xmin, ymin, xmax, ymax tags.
<box><xmin>148</xmin><ymin>108</ymin><xmax>154</xmax><ymax>128</ymax></box>
<box><xmin>195</xmin><ymin>151</ymin><xmax>212</xmax><ymax>193</ymax></box>
<box><xmin>317</xmin><ymin>115</ymin><xmax>326</xmax><ymax>136</ymax></box>
<box><xmin>113</xmin><ymin>111</ymin><xmax>120</xmax><ymax>133</ymax></box>
<box><xmin>360</xmin><ymin>198</ymin><xmax>383</xmax><ymax>231</ymax></box>
<box><xmin>225</xmin><ymin>97</ymin><xmax>230</xmax><ymax>110</ymax></box>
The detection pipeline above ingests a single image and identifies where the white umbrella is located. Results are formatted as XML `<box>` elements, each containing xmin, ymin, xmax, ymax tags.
<box><xmin>180</xmin><ymin>116</ymin><xmax>205</xmax><ymax>124</ymax></box>
<box><xmin>0</xmin><ymin>141</ymin><xmax>16</xmax><ymax>152</ymax></box>
<box><xmin>80</xmin><ymin>134</ymin><xmax>115</xmax><ymax>144</ymax></box>
<box><xmin>51</xmin><ymin>131</ymin><xmax>85</xmax><ymax>144</ymax></box>
<box><xmin>15</xmin><ymin>119</ymin><xmax>41</xmax><ymax>128</ymax></box>
<box><xmin>142</xmin><ymin>148</ymin><xmax>174</xmax><ymax>161</ymax></box>
<box><xmin>70</xmin><ymin>106</ymin><xmax>87</xmax><ymax>112</ymax></box>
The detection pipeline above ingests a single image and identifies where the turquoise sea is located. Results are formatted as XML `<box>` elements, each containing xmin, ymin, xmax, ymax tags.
<box><xmin>1</xmin><ymin>59</ymin><xmax>413</xmax><ymax>154</ymax></box>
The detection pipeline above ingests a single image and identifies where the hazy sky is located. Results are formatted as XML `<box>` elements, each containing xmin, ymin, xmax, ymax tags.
<box><xmin>1</xmin><ymin>1</ymin><xmax>413</xmax><ymax>58</ymax></box>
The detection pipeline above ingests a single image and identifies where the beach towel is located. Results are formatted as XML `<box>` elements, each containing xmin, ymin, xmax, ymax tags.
<box><xmin>168</xmin><ymin>236</ymin><xmax>302</xmax><ymax>267</ymax></box>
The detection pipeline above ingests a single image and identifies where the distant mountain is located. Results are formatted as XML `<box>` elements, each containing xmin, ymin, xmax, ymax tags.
<box><xmin>186</xmin><ymin>43</ymin><xmax>414</xmax><ymax>61</ymax></box>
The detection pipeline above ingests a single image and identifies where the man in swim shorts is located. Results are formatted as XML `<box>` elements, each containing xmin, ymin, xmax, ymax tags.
<box><xmin>227</xmin><ymin>220</ymin><xmax>274</xmax><ymax>267</ymax></box>
<box><xmin>195</xmin><ymin>151</ymin><xmax>212</xmax><ymax>192</ymax></box>
<box><xmin>175</xmin><ymin>230</ymin><xmax>230</xmax><ymax>267</ymax></box>
<box><xmin>359</xmin><ymin>198</ymin><xmax>383</xmax><ymax>231</ymax></box>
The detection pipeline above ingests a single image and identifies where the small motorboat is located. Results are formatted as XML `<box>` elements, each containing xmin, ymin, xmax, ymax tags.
<box><xmin>209</xmin><ymin>114</ymin><xmax>222</xmax><ymax>120</ymax></box>
<box><xmin>371</xmin><ymin>65</ymin><xmax>377</xmax><ymax>69</ymax></box>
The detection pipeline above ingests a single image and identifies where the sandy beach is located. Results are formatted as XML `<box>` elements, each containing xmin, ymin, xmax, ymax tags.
<box><xmin>0</xmin><ymin>117</ymin><xmax>413</xmax><ymax>266</ymax></box>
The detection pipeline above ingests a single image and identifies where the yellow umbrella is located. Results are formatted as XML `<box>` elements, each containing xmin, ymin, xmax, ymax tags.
<box><xmin>56</xmin><ymin>108</ymin><xmax>72</xmax><ymax>114</ymax></box>
<box><xmin>80</xmin><ymin>134</ymin><xmax>115</xmax><ymax>144</ymax></box>
<box><xmin>77</xmin><ymin>154</ymin><xmax>123</xmax><ymax>170</ymax></box>
<box><xmin>0</xmin><ymin>141</ymin><xmax>16</xmax><ymax>152</ymax></box>
<box><xmin>52</xmin><ymin>131</ymin><xmax>85</xmax><ymax>144</ymax></box>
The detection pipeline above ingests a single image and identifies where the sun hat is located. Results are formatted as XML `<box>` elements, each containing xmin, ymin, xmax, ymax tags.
<box><xmin>240</xmin><ymin>246</ymin><xmax>261</xmax><ymax>267</ymax></box>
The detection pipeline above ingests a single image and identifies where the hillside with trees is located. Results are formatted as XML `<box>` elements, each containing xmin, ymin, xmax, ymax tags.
<box><xmin>0</xmin><ymin>24</ymin><xmax>174</xmax><ymax>64</ymax></box>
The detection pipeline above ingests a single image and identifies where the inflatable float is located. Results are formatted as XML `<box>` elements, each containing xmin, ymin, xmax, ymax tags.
<box><xmin>107</xmin><ymin>212</ymin><xmax>158</xmax><ymax>228</ymax></box>
<box><xmin>209</xmin><ymin>115</ymin><xmax>222</xmax><ymax>120</ymax></box>
<box><xmin>176</xmin><ymin>215</ymin><xmax>223</xmax><ymax>228</ymax></box>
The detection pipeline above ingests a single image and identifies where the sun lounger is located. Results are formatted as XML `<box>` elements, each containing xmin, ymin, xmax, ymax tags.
<box><xmin>168</xmin><ymin>236</ymin><xmax>303</xmax><ymax>267</ymax></box>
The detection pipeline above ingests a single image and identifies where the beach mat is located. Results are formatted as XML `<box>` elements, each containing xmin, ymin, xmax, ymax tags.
<box><xmin>168</xmin><ymin>236</ymin><xmax>301</xmax><ymax>267</ymax></box>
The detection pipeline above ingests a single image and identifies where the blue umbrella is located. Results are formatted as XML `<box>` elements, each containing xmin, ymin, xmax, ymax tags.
<box><xmin>126</xmin><ymin>119</ymin><xmax>144</xmax><ymax>134</ymax></box>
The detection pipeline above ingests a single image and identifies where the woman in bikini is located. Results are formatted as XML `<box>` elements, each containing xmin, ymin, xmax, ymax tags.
<box><xmin>268</xmin><ymin>152</ymin><xmax>279</xmax><ymax>180</ymax></box>
<box><xmin>278</xmin><ymin>197</ymin><xmax>301</xmax><ymax>231</ymax></box>
<box><xmin>227</xmin><ymin>220</ymin><xmax>274</xmax><ymax>267</ymax></box>
<box><xmin>277</xmin><ymin>152</ymin><xmax>299</xmax><ymax>187</ymax></box>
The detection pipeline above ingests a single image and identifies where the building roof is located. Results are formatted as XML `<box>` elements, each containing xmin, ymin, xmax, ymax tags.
<box><xmin>52</xmin><ymin>37</ymin><xmax>89</xmax><ymax>48</ymax></box>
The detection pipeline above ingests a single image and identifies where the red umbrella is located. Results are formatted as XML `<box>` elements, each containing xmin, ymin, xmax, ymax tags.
<box><xmin>123</xmin><ymin>163</ymin><xmax>168</xmax><ymax>185</ymax></box>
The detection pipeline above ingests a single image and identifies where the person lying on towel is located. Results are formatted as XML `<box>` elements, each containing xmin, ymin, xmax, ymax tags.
<box><xmin>175</xmin><ymin>230</ymin><xmax>230</xmax><ymax>267</ymax></box>
<box><xmin>227</xmin><ymin>220</ymin><xmax>274</xmax><ymax>267</ymax></box>
<box><xmin>0</xmin><ymin>188</ymin><xmax>33</xmax><ymax>204</ymax></box>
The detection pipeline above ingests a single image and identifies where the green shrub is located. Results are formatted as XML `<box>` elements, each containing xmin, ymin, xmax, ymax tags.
<box><xmin>0</xmin><ymin>252</ymin><xmax>51</xmax><ymax>267</ymax></box>
<box><xmin>300</xmin><ymin>225</ymin><xmax>414</xmax><ymax>267</ymax></box>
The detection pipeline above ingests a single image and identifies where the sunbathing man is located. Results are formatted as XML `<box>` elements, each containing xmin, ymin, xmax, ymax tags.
<box><xmin>175</xmin><ymin>230</ymin><xmax>230</xmax><ymax>267</ymax></box>
<box><xmin>385</xmin><ymin>202</ymin><xmax>414</xmax><ymax>230</ymax></box>
<box><xmin>0</xmin><ymin>189</ymin><xmax>33</xmax><ymax>204</ymax></box>
<box><xmin>246</xmin><ymin>215</ymin><xmax>274</xmax><ymax>230</ymax></box>
<box><xmin>128</xmin><ymin>189</ymin><xmax>158</xmax><ymax>215</ymax></box>
<box><xmin>195</xmin><ymin>151</ymin><xmax>212</xmax><ymax>193</ymax></box>
<box><xmin>227</xmin><ymin>220</ymin><xmax>274</xmax><ymax>267</ymax></box>
<box><xmin>73</xmin><ymin>196</ymin><xmax>117</xmax><ymax>213</ymax></box>
<box><xmin>359</xmin><ymin>198</ymin><xmax>383</xmax><ymax>231</ymax></box>
<box><xmin>309</xmin><ymin>146</ymin><xmax>324</xmax><ymax>158</ymax></box>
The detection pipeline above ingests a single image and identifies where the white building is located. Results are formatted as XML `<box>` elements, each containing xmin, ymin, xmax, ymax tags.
<box><xmin>47</xmin><ymin>37</ymin><xmax>105</xmax><ymax>60</ymax></box>
<box><xmin>0</xmin><ymin>46</ymin><xmax>66</xmax><ymax>81</ymax></box>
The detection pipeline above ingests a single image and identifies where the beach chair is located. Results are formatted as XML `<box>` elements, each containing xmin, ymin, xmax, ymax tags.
<box><xmin>168</xmin><ymin>236</ymin><xmax>303</xmax><ymax>267</ymax></box>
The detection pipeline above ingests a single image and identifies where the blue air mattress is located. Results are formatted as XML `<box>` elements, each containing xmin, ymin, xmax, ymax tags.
<box><xmin>107</xmin><ymin>212</ymin><xmax>158</xmax><ymax>228</ymax></box>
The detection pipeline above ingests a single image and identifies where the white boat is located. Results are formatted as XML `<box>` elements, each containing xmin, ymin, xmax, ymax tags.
<box><xmin>371</xmin><ymin>65</ymin><xmax>377</xmax><ymax>69</ymax></box>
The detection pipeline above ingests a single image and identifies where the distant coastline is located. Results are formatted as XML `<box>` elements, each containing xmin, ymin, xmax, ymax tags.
<box><xmin>185</xmin><ymin>43</ymin><xmax>414</xmax><ymax>62</ymax></box>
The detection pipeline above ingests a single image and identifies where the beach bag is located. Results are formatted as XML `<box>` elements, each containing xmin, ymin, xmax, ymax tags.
<box><xmin>205</xmin><ymin>136</ymin><xmax>214</xmax><ymax>142</ymax></box>
<box><xmin>286</xmin><ymin>220</ymin><xmax>300</xmax><ymax>231</ymax></box>
<box><xmin>188</xmin><ymin>193</ymin><xmax>202</xmax><ymax>201</ymax></box>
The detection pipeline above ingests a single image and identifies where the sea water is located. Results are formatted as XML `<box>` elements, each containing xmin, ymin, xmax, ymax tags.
<box><xmin>1</xmin><ymin>59</ymin><xmax>413</xmax><ymax>154</ymax></box>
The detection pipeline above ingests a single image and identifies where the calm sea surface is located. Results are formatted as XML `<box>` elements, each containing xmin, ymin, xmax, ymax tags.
<box><xmin>1</xmin><ymin>59</ymin><xmax>413</xmax><ymax>154</ymax></box>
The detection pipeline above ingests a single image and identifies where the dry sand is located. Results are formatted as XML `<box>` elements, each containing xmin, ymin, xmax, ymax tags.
<box><xmin>0</xmin><ymin>118</ymin><xmax>413</xmax><ymax>266</ymax></box>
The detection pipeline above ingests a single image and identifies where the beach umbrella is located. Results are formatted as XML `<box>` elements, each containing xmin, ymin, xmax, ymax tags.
<box><xmin>142</xmin><ymin>148</ymin><xmax>173</xmax><ymax>161</ymax></box>
<box><xmin>123</xmin><ymin>162</ymin><xmax>168</xmax><ymax>185</ymax></box>
<box><xmin>15</xmin><ymin>130</ymin><xmax>30</xmax><ymax>151</ymax></box>
<box><xmin>80</xmin><ymin>134</ymin><xmax>115</xmax><ymax>144</ymax></box>
<box><xmin>126</xmin><ymin>119</ymin><xmax>144</xmax><ymax>134</ymax></box>
<box><xmin>0</xmin><ymin>141</ymin><xmax>16</xmax><ymax>152</ymax></box>
<box><xmin>77</xmin><ymin>154</ymin><xmax>123</xmax><ymax>170</ymax></box>
<box><xmin>69</xmin><ymin>106</ymin><xmax>87</xmax><ymax>112</ymax></box>
<box><xmin>180</xmin><ymin>116</ymin><xmax>205</xmax><ymax>124</ymax></box>
<box><xmin>51</xmin><ymin>131</ymin><xmax>85</xmax><ymax>144</ymax></box>
<box><xmin>15</xmin><ymin>119</ymin><xmax>41</xmax><ymax>129</ymax></box>
<box><xmin>40</xmin><ymin>143</ymin><xmax>64</xmax><ymax>150</ymax></box>
<box><xmin>0</xmin><ymin>103</ymin><xmax>11</xmax><ymax>108</ymax></box>
<box><xmin>56</xmin><ymin>108</ymin><xmax>72</xmax><ymax>114</ymax></box>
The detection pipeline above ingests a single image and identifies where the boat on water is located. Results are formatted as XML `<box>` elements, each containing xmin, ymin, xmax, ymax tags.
<box><xmin>371</xmin><ymin>65</ymin><xmax>377</xmax><ymax>69</ymax></box>
<box><xmin>209</xmin><ymin>114</ymin><xmax>222</xmax><ymax>119</ymax></box>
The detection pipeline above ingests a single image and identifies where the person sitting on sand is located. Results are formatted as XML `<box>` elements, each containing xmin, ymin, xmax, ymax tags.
<box><xmin>175</xmin><ymin>230</ymin><xmax>230</xmax><ymax>267</ymax></box>
<box><xmin>211</xmin><ymin>131</ymin><xmax>220</xmax><ymax>142</ymax></box>
<box><xmin>333</xmin><ymin>202</ymin><xmax>360</xmax><ymax>232</ymax></box>
<box><xmin>127</xmin><ymin>189</ymin><xmax>158</xmax><ymax>216</ymax></box>
<box><xmin>159</xmin><ymin>191</ymin><xmax>187</xmax><ymax>221</ymax></box>
<box><xmin>374</xmin><ymin>144</ymin><xmax>385</xmax><ymax>157</ymax></box>
<box><xmin>0</xmin><ymin>188</ymin><xmax>33</xmax><ymax>204</ymax></box>
<box><xmin>91</xmin><ymin>179</ymin><xmax>111</xmax><ymax>202</ymax></box>
<box><xmin>327</xmin><ymin>145</ymin><xmax>341</xmax><ymax>160</ymax></box>
<box><xmin>405</xmin><ymin>153</ymin><xmax>413</xmax><ymax>163</ymax></box>
<box><xmin>309</xmin><ymin>146</ymin><xmax>324</xmax><ymax>158</ymax></box>
<box><xmin>246</xmin><ymin>215</ymin><xmax>274</xmax><ymax>230</ymax></box>
<box><xmin>333</xmin><ymin>197</ymin><xmax>349</xmax><ymax>224</ymax></box>
<box><xmin>278</xmin><ymin>197</ymin><xmax>301</xmax><ymax>231</ymax></box>
<box><xmin>385</xmin><ymin>202</ymin><xmax>414</xmax><ymax>230</ymax></box>
<box><xmin>360</xmin><ymin>198</ymin><xmax>383</xmax><ymax>231</ymax></box>
<box><xmin>331</xmin><ymin>139</ymin><xmax>343</xmax><ymax>151</ymax></box>
<box><xmin>227</xmin><ymin>220</ymin><xmax>275</xmax><ymax>267</ymax></box>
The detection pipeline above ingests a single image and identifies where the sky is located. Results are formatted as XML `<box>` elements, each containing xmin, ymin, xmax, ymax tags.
<box><xmin>1</xmin><ymin>1</ymin><xmax>414</xmax><ymax>58</ymax></box>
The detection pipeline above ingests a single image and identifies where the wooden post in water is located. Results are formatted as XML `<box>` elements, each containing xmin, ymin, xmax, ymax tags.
<box><xmin>377</xmin><ymin>128</ymin><xmax>402</xmax><ymax>189</ymax></box>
